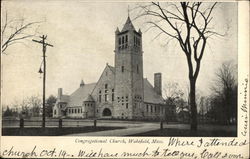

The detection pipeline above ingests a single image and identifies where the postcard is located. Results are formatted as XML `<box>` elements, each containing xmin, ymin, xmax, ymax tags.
<box><xmin>1</xmin><ymin>0</ymin><xmax>249</xmax><ymax>158</ymax></box>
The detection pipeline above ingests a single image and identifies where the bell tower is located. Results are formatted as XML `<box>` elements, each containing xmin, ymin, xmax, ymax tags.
<box><xmin>114</xmin><ymin>16</ymin><xmax>144</xmax><ymax>119</ymax></box>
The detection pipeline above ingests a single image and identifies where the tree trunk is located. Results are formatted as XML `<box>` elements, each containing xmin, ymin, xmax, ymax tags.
<box><xmin>190</xmin><ymin>78</ymin><xmax>197</xmax><ymax>130</ymax></box>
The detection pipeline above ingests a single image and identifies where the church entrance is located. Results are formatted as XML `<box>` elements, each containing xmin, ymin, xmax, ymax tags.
<box><xmin>102</xmin><ymin>108</ymin><xmax>112</xmax><ymax>116</ymax></box>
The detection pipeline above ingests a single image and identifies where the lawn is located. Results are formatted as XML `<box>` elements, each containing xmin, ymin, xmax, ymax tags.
<box><xmin>2</xmin><ymin>126</ymin><xmax>125</xmax><ymax>136</ymax></box>
<box><xmin>129</xmin><ymin>127</ymin><xmax>237</xmax><ymax>137</ymax></box>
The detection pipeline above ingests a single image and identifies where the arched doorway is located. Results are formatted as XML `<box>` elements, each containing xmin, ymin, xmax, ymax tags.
<box><xmin>102</xmin><ymin>108</ymin><xmax>112</xmax><ymax>116</ymax></box>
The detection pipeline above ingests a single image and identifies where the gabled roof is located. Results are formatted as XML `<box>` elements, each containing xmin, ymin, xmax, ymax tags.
<box><xmin>67</xmin><ymin>83</ymin><xmax>96</xmax><ymax>106</ymax></box>
<box><xmin>107</xmin><ymin>64</ymin><xmax>115</xmax><ymax>74</ymax></box>
<box><xmin>83</xmin><ymin>94</ymin><xmax>95</xmax><ymax>102</ymax></box>
<box><xmin>58</xmin><ymin>95</ymin><xmax>70</xmax><ymax>103</ymax></box>
<box><xmin>121</xmin><ymin>16</ymin><xmax>135</xmax><ymax>32</ymax></box>
<box><xmin>143</xmin><ymin>78</ymin><xmax>164</xmax><ymax>104</ymax></box>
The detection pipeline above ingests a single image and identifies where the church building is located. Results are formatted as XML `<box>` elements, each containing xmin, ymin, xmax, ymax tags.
<box><xmin>53</xmin><ymin>16</ymin><xmax>166</xmax><ymax>120</ymax></box>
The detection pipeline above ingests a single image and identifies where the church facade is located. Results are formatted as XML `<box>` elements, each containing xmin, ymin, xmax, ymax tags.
<box><xmin>53</xmin><ymin>16</ymin><xmax>166</xmax><ymax>120</ymax></box>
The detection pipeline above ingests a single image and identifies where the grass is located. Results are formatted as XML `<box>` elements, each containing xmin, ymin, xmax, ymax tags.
<box><xmin>2</xmin><ymin>126</ymin><xmax>125</xmax><ymax>136</ymax></box>
<box><xmin>129</xmin><ymin>128</ymin><xmax>237</xmax><ymax>137</ymax></box>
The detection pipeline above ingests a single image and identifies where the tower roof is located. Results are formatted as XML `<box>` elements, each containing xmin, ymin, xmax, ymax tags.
<box><xmin>80</xmin><ymin>80</ymin><xmax>85</xmax><ymax>87</ymax></box>
<box><xmin>121</xmin><ymin>16</ymin><xmax>135</xmax><ymax>32</ymax></box>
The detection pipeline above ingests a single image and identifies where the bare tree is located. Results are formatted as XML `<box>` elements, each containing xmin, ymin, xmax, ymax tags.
<box><xmin>210</xmin><ymin>61</ymin><xmax>237</xmax><ymax>124</ymax></box>
<box><xmin>19</xmin><ymin>95</ymin><xmax>42</xmax><ymax>118</ymax></box>
<box><xmin>164</xmin><ymin>82</ymin><xmax>184</xmax><ymax>105</ymax></box>
<box><xmin>1</xmin><ymin>11</ymin><xmax>41</xmax><ymax>54</ymax></box>
<box><xmin>163</xmin><ymin>82</ymin><xmax>184</xmax><ymax>122</ymax></box>
<box><xmin>135</xmin><ymin>2</ymin><xmax>222</xmax><ymax>130</ymax></box>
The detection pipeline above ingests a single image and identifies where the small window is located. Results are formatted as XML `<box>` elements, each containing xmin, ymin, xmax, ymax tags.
<box><xmin>121</xmin><ymin>66</ymin><xmax>124</xmax><ymax>72</ymax></box>
<box><xmin>126</xmin><ymin>103</ymin><xmax>128</xmax><ymax>109</ymax></box>
<box><xmin>99</xmin><ymin>95</ymin><xmax>101</xmax><ymax>102</ymax></box>
<box><xmin>122</xmin><ymin>36</ymin><xmax>124</xmax><ymax>44</ymax></box>
<box><xmin>137</xmin><ymin>64</ymin><xmax>139</xmax><ymax>74</ymax></box>
<box><xmin>119</xmin><ymin>37</ymin><xmax>121</xmax><ymax>45</ymax></box>
<box><xmin>54</xmin><ymin>110</ymin><xmax>56</xmax><ymax>115</ymax></box>
<box><xmin>105</xmin><ymin>94</ymin><xmax>108</xmax><ymax>102</ymax></box>
<box><xmin>112</xmin><ymin>89</ymin><xmax>114</xmax><ymax>101</ymax></box>
<box><xmin>125</xmin><ymin>35</ymin><xmax>128</xmax><ymax>42</ymax></box>
<box><xmin>99</xmin><ymin>90</ymin><xmax>102</xmax><ymax>102</ymax></box>
<box><xmin>154</xmin><ymin>106</ymin><xmax>156</xmax><ymax>112</ymax></box>
<box><xmin>97</xmin><ymin>109</ymin><xmax>99</xmax><ymax>113</ymax></box>
<box><xmin>105</xmin><ymin>84</ymin><xmax>108</xmax><ymax>89</ymax></box>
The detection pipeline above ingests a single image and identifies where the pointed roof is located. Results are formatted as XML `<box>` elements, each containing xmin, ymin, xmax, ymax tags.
<box><xmin>80</xmin><ymin>80</ymin><xmax>85</xmax><ymax>87</ymax></box>
<box><xmin>68</xmin><ymin>83</ymin><xmax>96</xmax><ymax>106</ymax></box>
<box><xmin>143</xmin><ymin>78</ymin><xmax>164</xmax><ymax>104</ymax></box>
<box><xmin>121</xmin><ymin>16</ymin><xmax>135</xmax><ymax>32</ymax></box>
<box><xmin>107</xmin><ymin>64</ymin><xmax>115</xmax><ymax>74</ymax></box>
<box><xmin>83</xmin><ymin>94</ymin><xmax>95</xmax><ymax>102</ymax></box>
<box><xmin>57</xmin><ymin>95</ymin><xmax>70</xmax><ymax>103</ymax></box>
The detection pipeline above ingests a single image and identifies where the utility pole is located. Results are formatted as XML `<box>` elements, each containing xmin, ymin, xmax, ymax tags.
<box><xmin>32</xmin><ymin>35</ymin><xmax>53</xmax><ymax>128</ymax></box>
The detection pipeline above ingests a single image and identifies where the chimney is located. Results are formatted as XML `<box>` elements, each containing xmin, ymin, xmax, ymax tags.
<box><xmin>154</xmin><ymin>73</ymin><xmax>162</xmax><ymax>96</ymax></box>
<box><xmin>58</xmin><ymin>88</ymin><xmax>62</xmax><ymax>99</ymax></box>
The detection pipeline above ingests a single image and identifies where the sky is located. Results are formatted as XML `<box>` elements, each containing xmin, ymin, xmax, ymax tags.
<box><xmin>1</xmin><ymin>1</ymin><xmax>238</xmax><ymax>106</ymax></box>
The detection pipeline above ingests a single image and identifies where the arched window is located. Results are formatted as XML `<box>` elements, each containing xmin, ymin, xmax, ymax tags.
<box><xmin>121</xmin><ymin>66</ymin><xmax>124</xmax><ymax>72</ymax></box>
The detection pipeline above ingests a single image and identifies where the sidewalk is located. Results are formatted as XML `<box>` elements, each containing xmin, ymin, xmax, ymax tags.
<box><xmin>65</xmin><ymin>122</ymin><xmax>160</xmax><ymax>136</ymax></box>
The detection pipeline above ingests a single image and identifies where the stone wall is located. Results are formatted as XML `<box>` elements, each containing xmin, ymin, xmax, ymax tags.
<box><xmin>91</xmin><ymin>65</ymin><xmax>115</xmax><ymax>118</ymax></box>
